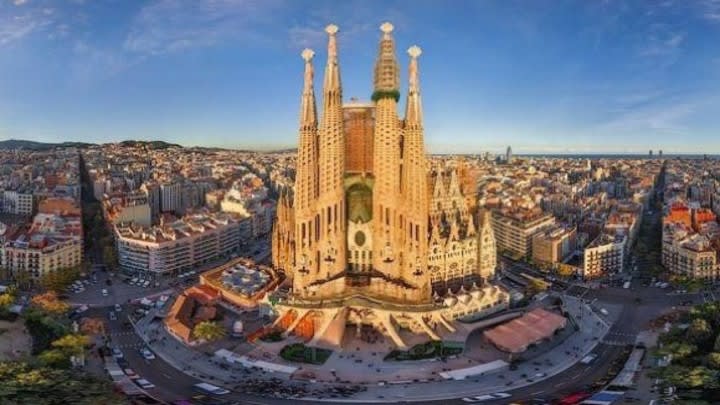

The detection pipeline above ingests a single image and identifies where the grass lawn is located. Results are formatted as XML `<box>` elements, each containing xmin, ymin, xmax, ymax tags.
<box><xmin>385</xmin><ymin>340</ymin><xmax>463</xmax><ymax>361</ymax></box>
<box><xmin>279</xmin><ymin>343</ymin><xmax>332</xmax><ymax>365</ymax></box>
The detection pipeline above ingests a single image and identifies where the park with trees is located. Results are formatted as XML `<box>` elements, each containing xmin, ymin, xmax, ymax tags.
<box><xmin>652</xmin><ymin>302</ymin><xmax>720</xmax><ymax>403</ymax></box>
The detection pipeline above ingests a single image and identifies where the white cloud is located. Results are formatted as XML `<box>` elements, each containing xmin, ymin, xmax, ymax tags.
<box><xmin>701</xmin><ymin>0</ymin><xmax>720</xmax><ymax>21</ymax></box>
<box><xmin>0</xmin><ymin>9</ymin><xmax>53</xmax><ymax>45</ymax></box>
<box><xmin>13</xmin><ymin>0</ymin><xmax>28</xmax><ymax>6</ymax></box>
<box><xmin>123</xmin><ymin>0</ymin><xmax>283</xmax><ymax>54</ymax></box>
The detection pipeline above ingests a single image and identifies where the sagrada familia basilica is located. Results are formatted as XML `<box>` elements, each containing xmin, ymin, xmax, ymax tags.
<box><xmin>271</xmin><ymin>23</ymin><xmax>509</xmax><ymax>350</ymax></box>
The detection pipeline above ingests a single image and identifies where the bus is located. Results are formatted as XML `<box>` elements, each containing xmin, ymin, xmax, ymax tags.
<box><xmin>192</xmin><ymin>383</ymin><xmax>230</xmax><ymax>396</ymax></box>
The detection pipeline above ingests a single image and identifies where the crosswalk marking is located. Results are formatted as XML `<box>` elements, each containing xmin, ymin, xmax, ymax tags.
<box><xmin>109</xmin><ymin>331</ymin><xmax>135</xmax><ymax>337</ymax></box>
<box><xmin>113</xmin><ymin>342</ymin><xmax>144</xmax><ymax>349</ymax></box>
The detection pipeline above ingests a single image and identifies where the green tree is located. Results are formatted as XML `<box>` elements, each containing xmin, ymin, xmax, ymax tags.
<box><xmin>23</xmin><ymin>307</ymin><xmax>69</xmax><ymax>354</ymax></box>
<box><xmin>714</xmin><ymin>333</ymin><xmax>720</xmax><ymax>352</ymax></box>
<box><xmin>658</xmin><ymin>341</ymin><xmax>697</xmax><ymax>360</ymax></box>
<box><xmin>50</xmin><ymin>334</ymin><xmax>90</xmax><ymax>357</ymax></box>
<box><xmin>706</xmin><ymin>352</ymin><xmax>720</xmax><ymax>369</ymax></box>
<box><xmin>192</xmin><ymin>321</ymin><xmax>226</xmax><ymax>342</ymax></box>
<box><xmin>688</xmin><ymin>318</ymin><xmax>713</xmax><ymax>344</ymax></box>
<box><xmin>38</xmin><ymin>348</ymin><xmax>71</xmax><ymax>368</ymax></box>
<box><xmin>661</xmin><ymin>365</ymin><xmax>718</xmax><ymax>389</ymax></box>
<box><xmin>39</xmin><ymin>267</ymin><xmax>80</xmax><ymax>292</ymax></box>
<box><xmin>0</xmin><ymin>361</ymin><xmax>125</xmax><ymax>404</ymax></box>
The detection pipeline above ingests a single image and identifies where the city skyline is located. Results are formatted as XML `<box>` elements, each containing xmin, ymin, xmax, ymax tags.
<box><xmin>1</xmin><ymin>0</ymin><xmax>720</xmax><ymax>153</ymax></box>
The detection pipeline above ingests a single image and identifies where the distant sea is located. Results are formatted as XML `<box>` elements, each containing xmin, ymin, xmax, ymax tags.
<box><xmin>433</xmin><ymin>153</ymin><xmax>719</xmax><ymax>160</ymax></box>
<box><xmin>517</xmin><ymin>154</ymin><xmax>719</xmax><ymax>160</ymax></box>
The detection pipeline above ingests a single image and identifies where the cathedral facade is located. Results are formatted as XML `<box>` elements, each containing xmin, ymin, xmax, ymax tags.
<box><xmin>270</xmin><ymin>23</ymin><xmax>507</xmax><ymax>349</ymax></box>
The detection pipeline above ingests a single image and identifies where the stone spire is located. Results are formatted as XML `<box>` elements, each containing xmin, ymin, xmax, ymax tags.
<box><xmin>405</xmin><ymin>45</ymin><xmax>423</xmax><ymax>127</ymax></box>
<box><xmin>371</xmin><ymin>21</ymin><xmax>404</xmax><ymax>281</ymax></box>
<box><xmin>323</xmin><ymin>24</ymin><xmax>341</xmax><ymax>94</ymax></box>
<box><xmin>299</xmin><ymin>48</ymin><xmax>317</xmax><ymax>129</ymax></box>
<box><xmin>372</xmin><ymin>22</ymin><xmax>400</xmax><ymax>99</ymax></box>
<box><xmin>317</xmin><ymin>23</ymin><xmax>347</xmax><ymax>284</ymax></box>
<box><xmin>292</xmin><ymin>48</ymin><xmax>321</xmax><ymax>290</ymax></box>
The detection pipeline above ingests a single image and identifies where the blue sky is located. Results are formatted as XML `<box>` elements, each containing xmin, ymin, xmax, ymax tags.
<box><xmin>1</xmin><ymin>0</ymin><xmax>720</xmax><ymax>154</ymax></box>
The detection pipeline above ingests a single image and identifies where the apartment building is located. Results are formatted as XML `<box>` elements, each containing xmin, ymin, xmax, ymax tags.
<box><xmin>115</xmin><ymin>212</ymin><xmax>245</xmax><ymax>275</ymax></box>
<box><xmin>532</xmin><ymin>225</ymin><xmax>577</xmax><ymax>266</ymax></box>
<box><xmin>582</xmin><ymin>233</ymin><xmax>625</xmax><ymax>278</ymax></box>
<box><xmin>491</xmin><ymin>210</ymin><xmax>555</xmax><ymax>259</ymax></box>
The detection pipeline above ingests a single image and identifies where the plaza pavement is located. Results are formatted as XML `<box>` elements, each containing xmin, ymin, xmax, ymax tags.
<box><xmin>130</xmin><ymin>292</ymin><xmax>615</xmax><ymax>403</ymax></box>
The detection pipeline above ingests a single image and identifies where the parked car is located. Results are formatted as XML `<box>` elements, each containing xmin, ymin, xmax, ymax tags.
<box><xmin>115</xmin><ymin>304</ymin><xmax>122</xmax><ymax>312</ymax></box>
<box><xmin>462</xmin><ymin>393</ymin><xmax>511</xmax><ymax>402</ymax></box>
<box><xmin>101</xmin><ymin>289</ymin><xmax>108</xmax><ymax>297</ymax></box>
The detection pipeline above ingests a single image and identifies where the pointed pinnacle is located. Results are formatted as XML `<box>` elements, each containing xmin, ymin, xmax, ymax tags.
<box><xmin>325</xmin><ymin>24</ymin><xmax>339</xmax><ymax>35</ymax></box>
<box><xmin>301</xmin><ymin>48</ymin><xmax>315</xmax><ymax>62</ymax></box>
<box><xmin>408</xmin><ymin>45</ymin><xmax>422</xmax><ymax>58</ymax></box>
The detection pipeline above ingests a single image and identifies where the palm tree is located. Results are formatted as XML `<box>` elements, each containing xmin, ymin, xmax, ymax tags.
<box><xmin>192</xmin><ymin>321</ymin><xmax>226</xmax><ymax>342</ymax></box>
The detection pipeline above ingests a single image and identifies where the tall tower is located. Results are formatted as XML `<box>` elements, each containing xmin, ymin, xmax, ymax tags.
<box><xmin>371</xmin><ymin>22</ymin><xmax>403</xmax><ymax>277</ymax></box>
<box><xmin>401</xmin><ymin>45</ymin><xmax>429</xmax><ymax>290</ymax></box>
<box><xmin>292</xmin><ymin>48</ymin><xmax>320</xmax><ymax>290</ymax></box>
<box><xmin>477</xmin><ymin>210</ymin><xmax>497</xmax><ymax>282</ymax></box>
<box><xmin>316</xmin><ymin>24</ymin><xmax>347</xmax><ymax>283</ymax></box>
<box><xmin>506</xmin><ymin>146</ymin><xmax>513</xmax><ymax>164</ymax></box>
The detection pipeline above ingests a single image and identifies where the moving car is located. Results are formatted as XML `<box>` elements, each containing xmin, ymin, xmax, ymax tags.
<box><xmin>192</xmin><ymin>382</ymin><xmax>230</xmax><ymax>396</ymax></box>
<box><xmin>140</xmin><ymin>348</ymin><xmax>156</xmax><ymax>360</ymax></box>
<box><xmin>136</xmin><ymin>379</ymin><xmax>155</xmax><ymax>389</ymax></box>
<box><xmin>123</xmin><ymin>368</ymin><xmax>139</xmax><ymax>379</ymax></box>
<box><xmin>111</xmin><ymin>347</ymin><xmax>124</xmax><ymax>359</ymax></box>
<box><xmin>580</xmin><ymin>353</ymin><xmax>598</xmax><ymax>365</ymax></box>
<box><xmin>101</xmin><ymin>289</ymin><xmax>108</xmax><ymax>297</ymax></box>
<box><xmin>462</xmin><ymin>393</ymin><xmax>511</xmax><ymax>402</ymax></box>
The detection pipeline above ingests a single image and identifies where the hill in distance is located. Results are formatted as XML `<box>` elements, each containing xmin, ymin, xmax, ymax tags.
<box><xmin>117</xmin><ymin>140</ymin><xmax>182</xmax><ymax>149</ymax></box>
<box><xmin>0</xmin><ymin>139</ymin><xmax>96</xmax><ymax>150</ymax></box>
